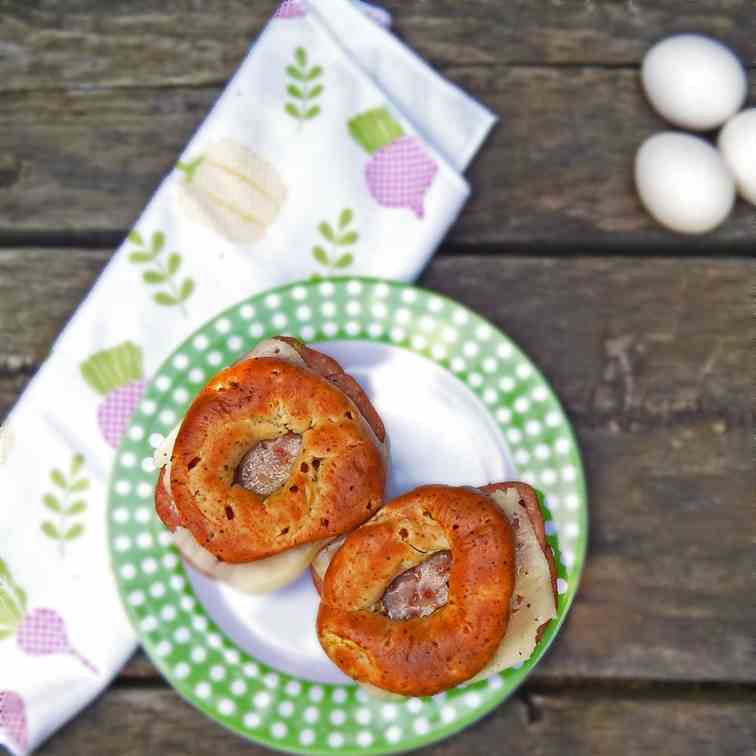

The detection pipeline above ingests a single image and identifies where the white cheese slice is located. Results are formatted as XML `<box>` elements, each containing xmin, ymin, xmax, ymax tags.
<box><xmin>465</xmin><ymin>487</ymin><xmax>557</xmax><ymax>682</ymax></box>
<box><xmin>311</xmin><ymin>535</ymin><xmax>346</xmax><ymax>586</ymax></box>
<box><xmin>153</xmin><ymin>422</ymin><xmax>181</xmax><ymax>487</ymax></box>
<box><xmin>245</xmin><ymin>338</ymin><xmax>306</xmax><ymax>366</ymax></box>
<box><xmin>358</xmin><ymin>682</ymin><xmax>406</xmax><ymax>701</ymax></box>
<box><xmin>173</xmin><ymin>526</ymin><xmax>330</xmax><ymax>594</ymax></box>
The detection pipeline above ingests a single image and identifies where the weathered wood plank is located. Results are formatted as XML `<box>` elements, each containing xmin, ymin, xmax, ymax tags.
<box><xmin>34</xmin><ymin>685</ymin><xmax>756</xmax><ymax>756</ymax></box>
<box><xmin>1</xmin><ymin>0</ymin><xmax>753</xmax><ymax>95</ymax></box>
<box><xmin>1</xmin><ymin>70</ymin><xmax>754</xmax><ymax>243</ymax></box>
<box><xmin>2</xmin><ymin>250</ymin><xmax>754</xmax><ymax>682</ymax></box>
<box><xmin>2</xmin><ymin>251</ymin><xmax>752</xmax><ymax>425</ymax></box>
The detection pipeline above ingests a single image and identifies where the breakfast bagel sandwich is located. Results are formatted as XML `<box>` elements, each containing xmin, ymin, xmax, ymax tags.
<box><xmin>154</xmin><ymin>337</ymin><xmax>388</xmax><ymax>593</ymax></box>
<box><xmin>313</xmin><ymin>482</ymin><xmax>557</xmax><ymax>696</ymax></box>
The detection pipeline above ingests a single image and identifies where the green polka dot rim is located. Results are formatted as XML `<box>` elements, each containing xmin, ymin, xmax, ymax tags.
<box><xmin>109</xmin><ymin>277</ymin><xmax>588</xmax><ymax>755</ymax></box>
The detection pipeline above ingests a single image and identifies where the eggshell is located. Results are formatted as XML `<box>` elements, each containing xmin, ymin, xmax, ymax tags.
<box><xmin>718</xmin><ymin>108</ymin><xmax>756</xmax><ymax>206</ymax></box>
<box><xmin>642</xmin><ymin>35</ymin><xmax>747</xmax><ymax>130</ymax></box>
<box><xmin>635</xmin><ymin>132</ymin><xmax>736</xmax><ymax>234</ymax></box>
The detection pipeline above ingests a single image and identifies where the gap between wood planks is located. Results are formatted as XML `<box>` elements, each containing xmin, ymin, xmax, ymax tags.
<box><xmin>0</xmin><ymin>62</ymin><xmax>753</xmax><ymax>96</ymax></box>
<box><xmin>0</xmin><ymin>235</ymin><xmax>753</xmax><ymax>259</ymax></box>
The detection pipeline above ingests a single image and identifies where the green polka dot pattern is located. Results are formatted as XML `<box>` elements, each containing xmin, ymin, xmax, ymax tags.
<box><xmin>108</xmin><ymin>277</ymin><xmax>588</xmax><ymax>755</ymax></box>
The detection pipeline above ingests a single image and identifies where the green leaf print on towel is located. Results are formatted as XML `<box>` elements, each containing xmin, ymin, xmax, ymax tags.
<box><xmin>0</xmin><ymin>556</ymin><xmax>27</xmax><ymax>640</ymax></box>
<box><xmin>285</xmin><ymin>47</ymin><xmax>323</xmax><ymax>126</ymax></box>
<box><xmin>41</xmin><ymin>454</ymin><xmax>89</xmax><ymax>556</ymax></box>
<box><xmin>127</xmin><ymin>230</ymin><xmax>194</xmax><ymax>315</ymax></box>
<box><xmin>311</xmin><ymin>208</ymin><xmax>358</xmax><ymax>278</ymax></box>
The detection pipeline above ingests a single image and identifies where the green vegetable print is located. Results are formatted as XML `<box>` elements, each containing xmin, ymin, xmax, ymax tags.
<box><xmin>127</xmin><ymin>230</ymin><xmax>194</xmax><ymax>315</ymax></box>
<box><xmin>285</xmin><ymin>47</ymin><xmax>323</xmax><ymax>126</ymax></box>
<box><xmin>0</xmin><ymin>556</ymin><xmax>27</xmax><ymax>640</ymax></box>
<box><xmin>311</xmin><ymin>208</ymin><xmax>358</xmax><ymax>278</ymax></box>
<box><xmin>41</xmin><ymin>453</ymin><xmax>89</xmax><ymax>556</ymax></box>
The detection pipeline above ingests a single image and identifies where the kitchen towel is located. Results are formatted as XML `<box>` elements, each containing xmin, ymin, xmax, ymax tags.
<box><xmin>0</xmin><ymin>0</ymin><xmax>495</xmax><ymax>752</ymax></box>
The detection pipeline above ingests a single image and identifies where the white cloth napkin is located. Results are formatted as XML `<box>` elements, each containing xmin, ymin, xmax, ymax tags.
<box><xmin>0</xmin><ymin>1</ymin><xmax>495</xmax><ymax>752</ymax></box>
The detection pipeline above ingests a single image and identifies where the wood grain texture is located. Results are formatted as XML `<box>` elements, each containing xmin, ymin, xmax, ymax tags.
<box><xmin>33</xmin><ymin>686</ymin><xmax>756</xmax><ymax>756</ymax></box>
<box><xmin>2</xmin><ymin>251</ymin><xmax>752</xmax><ymax>424</ymax></box>
<box><xmin>1</xmin><ymin>69</ymin><xmax>755</xmax><ymax>244</ymax></box>
<box><xmin>2</xmin><ymin>251</ymin><xmax>753</xmax><ymax>682</ymax></box>
<box><xmin>1</xmin><ymin>0</ymin><xmax>753</xmax><ymax>94</ymax></box>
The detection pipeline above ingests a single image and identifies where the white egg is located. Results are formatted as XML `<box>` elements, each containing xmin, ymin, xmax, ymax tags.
<box><xmin>635</xmin><ymin>132</ymin><xmax>735</xmax><ymax>234</ymax></box>
<box><xmin>642</xmin><ymin>34</ymin><xmax>747</xmax><ymax>131</ymax></box>
<box><xmin>718</xmin><ymin>108</ymin><xmax>756</xmax><ymax>206</ymax></box>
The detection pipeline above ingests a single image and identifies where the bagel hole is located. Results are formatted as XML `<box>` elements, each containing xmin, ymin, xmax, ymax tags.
<box><xmin>187</xmin><ymin>456</ymin><xmax>201</xmax><ymax>471</ymax></box>
<box><xmin>381</xmin><ymin>550</ymin><xmax>452</xmax><ymax>621</ymax></box>
<box><xmin>233</xmin><ymin>432</ymin><xmax>302</xmax><ymax>497</ymax></box>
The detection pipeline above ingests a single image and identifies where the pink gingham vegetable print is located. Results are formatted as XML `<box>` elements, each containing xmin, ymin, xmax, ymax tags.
<box><xmin>16</xmin><ymin>609</ymin><xmax>98</xmax><ymax>674</ymax></box>
<box><xmin>349</xmin><ymin>107</ymin><xmax>439</xmax><ymax>217</ymax></box>
<box><xmin>96</xmin><ymin>381</ymin><xmax>147</xmax><ymax>448</ymax></box>
<box><xmin>365</xmin><ymin>135</ymin><xmax>438</xmax><ymax>217</ymax></box>
<box><xmin>0</xmin><ymin>691</ymin><xmax>28</xmax><ymax>753</ymax></box>
<box><xmin>273</xmin><ymin>0</ymin><xmax>307</xmax><ymax>19</ymax></box>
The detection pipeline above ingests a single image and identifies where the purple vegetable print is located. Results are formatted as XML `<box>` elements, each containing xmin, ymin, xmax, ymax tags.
<box><xmin>273</xmin><ymin>0</ymin><xmax>307</xmax><ymax>18</ymax></box>
<box><xmin>80</xmin><ymin>342</ymin><xmax>146</xmax><ymax>447</ymax></box>
<box><xmin>0</xmin><ymin>691</ymin><xmax>28</xmax><ymax>754</ymax></box>
<box><xmin>16</xmin><ymin>608</ymin><xmax>98</xmax><ymax>674</ymax></box>
<box><xmin>1</xmin><ymin>556</ymin><xmax>98</xmax><ymax>675</ymax></box>
<box><xmin>348</xmin><ymin>107</ymin><xmax>438</xmax><ymax>218</ymax></box>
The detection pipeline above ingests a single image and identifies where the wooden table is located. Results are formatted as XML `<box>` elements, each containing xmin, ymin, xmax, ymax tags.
<box><xmin>2</xmin><ymin>2</ymin><xmax>754</xmax><ymax>754</ymax></box>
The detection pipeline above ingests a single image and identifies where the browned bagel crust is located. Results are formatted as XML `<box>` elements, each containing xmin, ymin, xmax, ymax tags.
<box><xmin>277</xmin><ymin>337</ymin><xmax>386</xmax><ymax>444</ymax></box>
<box><xmin>316</xmin><ymin>485</ymin><xmax>515</xmax><ymax>696</ymax></box>
<box><xmin>481</xmin><ymin>482</ymin><xmax>558</xmax><ymax>640</ymax></box>
<box><xmin>167</xmin><ymin>356</ymin><xmax>385</xmax><ymax>563</ymax></box>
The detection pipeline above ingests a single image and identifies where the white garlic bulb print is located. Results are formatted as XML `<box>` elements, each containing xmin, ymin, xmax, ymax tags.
<box><xmin>175</xmin><ymin>140</ymin><xmax>288</xmax><ymax>244</ymax></box>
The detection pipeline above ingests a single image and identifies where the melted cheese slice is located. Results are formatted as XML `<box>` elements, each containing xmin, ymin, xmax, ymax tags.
<box><xmin>173</xmin><ymin>527</ymin><xmax>330</xmax><ymax>594</ymax></box>
<box><xmin>311</xmin><ymin>535</ymin><xmax>346</xmax><ymax>585</ymax></box>
<box><xmin>465</xmin><ymin>487</ymin><xmax>556</xmax><ymax>683</ymax></box>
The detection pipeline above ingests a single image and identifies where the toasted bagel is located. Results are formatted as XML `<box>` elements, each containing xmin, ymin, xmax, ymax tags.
<box><xmin>316</xmin><ymin>485</ymin><xmax>515</xmax><ymax>697</ymax></box>
<box><xmin>155</xmin><ymin>339</ymin><xmax>386</xmax><ymax>565</ymax></box>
